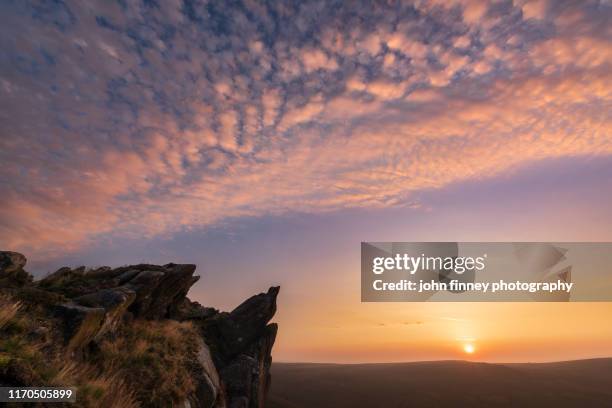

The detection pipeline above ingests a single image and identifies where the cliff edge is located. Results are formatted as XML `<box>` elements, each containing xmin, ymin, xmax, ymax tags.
<box><xmin>0</xmin><ymin>251</ymin><xmax>279</xmax><ymax>408</ymax></box>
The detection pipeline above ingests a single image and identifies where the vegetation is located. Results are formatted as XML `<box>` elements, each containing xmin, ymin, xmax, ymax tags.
<box><xmin>0</xmin><ymin>293</ymin><xmax>199</xmax><ymax>407</ymax></box>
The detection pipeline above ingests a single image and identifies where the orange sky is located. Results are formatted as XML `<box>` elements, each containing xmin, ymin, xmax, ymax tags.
<box><xmin>267</xmin><ymin>242</ymin><xmax>612</xmax><ymax>363</ymax></box>
<box><xmin>275</xmin><ymin>301</ymin><xmax>612</xmax><ymax>363</ymax></box>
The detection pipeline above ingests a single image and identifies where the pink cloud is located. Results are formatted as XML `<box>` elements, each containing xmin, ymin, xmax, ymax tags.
<box><xmin>0</xmin><ymin>0</ymin><xmax>610</xmax><ymax>260</ymax></box>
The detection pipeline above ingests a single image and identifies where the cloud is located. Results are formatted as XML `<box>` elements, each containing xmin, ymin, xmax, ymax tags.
<box><xmin>301</xmin><ymin>48</ymin><xmax>338</xmax><ymax>72</ymax></box>
<box><xmin>520</xmin><ymin>0</ymin><xmax>549</xmax><ymax>20</ymax></box>
<box><xmin>0</xmin><ymin>0</ymin><xmax>610</xmax><ymax>257</ymax></box>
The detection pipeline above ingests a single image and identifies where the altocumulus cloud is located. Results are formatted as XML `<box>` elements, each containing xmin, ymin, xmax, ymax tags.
<box><xmin>0</xmin><ymin>0</ymin><xmax>610</xmax><ymax>256</ymax></box>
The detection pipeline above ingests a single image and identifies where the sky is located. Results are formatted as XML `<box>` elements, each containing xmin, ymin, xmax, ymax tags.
<box><xmin>1</xmin><ymin>0</ymin><xmax>611</xmax><ymax>363</ymax></box>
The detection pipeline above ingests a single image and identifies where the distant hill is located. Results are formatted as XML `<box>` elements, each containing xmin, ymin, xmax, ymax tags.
<box><xmin>268</xmin><ymin>358</ymin><xmax>612</xmax><ymax>407</ymax></box>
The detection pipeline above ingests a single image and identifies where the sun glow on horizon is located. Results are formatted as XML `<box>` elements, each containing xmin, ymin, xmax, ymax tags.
<box><xmin>463</xmin><ymin>344</ymin><xmax>475</xmax><ymax>354</ymax></box>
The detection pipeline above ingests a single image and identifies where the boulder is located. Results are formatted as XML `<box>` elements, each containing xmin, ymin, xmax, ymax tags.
<box><xmin>74</xmin><ymin>287</ymin><xmax>136</xmax><ymax>310</ymax></box>
<box><xmin>0</xmin><ymin>251</ymin><xmax>26</xmax><ymax>274</ymax></box>
<box><xmin>123</xmin><ymin>263</ymin><xmax>199</xmax><ymax>319</ymax></box>
<box><xmin>0</xmin><ymin>251</ymin><xmax>32</xmax><ymax>287</ymax></box>
<box><xmin>74</xmin><ymin>287</ymin><xmax>136</xmax><ymax>337</ymax></box>
<box><xmin>53</xmin><ymin>303</ymin><xmax>105</xmax><ymax>350</ymax></box>
<box><xmin>38</xmin><ymin>266</ymin><xmax>109</xmax><ymax>298</ymax></box>
<box><xmin>37</xmin><ymin>262</ymin><xmax>200</xmax><ymax>320</ymax></box>
<box><xmin>170</xmin><ymin>298</ymin><xmax>219</xmax><ymax>322</ymax></box>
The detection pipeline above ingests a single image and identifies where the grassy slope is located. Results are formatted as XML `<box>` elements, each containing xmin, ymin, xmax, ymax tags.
<box><xmin>268</xmin><ymin>359</ymin><xmax>612</xmax><ymax>408</ymax></box>
<box><xmin>0</xmin><ymin>294</ymin><xmax>200</xmax><ymax>408</ymax></box>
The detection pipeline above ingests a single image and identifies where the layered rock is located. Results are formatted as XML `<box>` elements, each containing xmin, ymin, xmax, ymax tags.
<box><xmin>53</xmin><ymin>303</ymin><xmax>106</xmax><ymax>350</ymax></box>
<box><xmin>0</xmin><ymin>251</ymin><xmax>279</xmax><ymax>408</ymax></box>
<box><xmin>200</xmin><ymin>287</ymin><xmax>280</xmax><ymax>408</ymax></box>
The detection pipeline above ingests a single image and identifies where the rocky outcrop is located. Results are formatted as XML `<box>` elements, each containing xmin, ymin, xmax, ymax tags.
<box><xmin>38</xmin><ymin>263</ymin><xmax>200</xmax><ymax>320</ymax></box>
<box><xmin>201</xmin><ymin>287</ymin><xmax>279</xmax><ymax>408</ymax></box>
<box><xmin>0</xmin><ymin>251</ymin><xmax>279</xmax><ymax>408</ymax></box>
<box><xmin>0</xmin><ymin>251</ymin><xmax>32</xmax><ymax>287</ymax></box>
<box><xmin>220</xmin><ymin>323</ymin><xmax>278</xmax><ymax>408</ymax></box>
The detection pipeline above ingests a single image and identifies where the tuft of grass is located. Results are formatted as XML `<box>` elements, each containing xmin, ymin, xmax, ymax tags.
<box><xmin>0</xmin><ymin>295</ymin><xmax>21</xmax><ymax>329</ymax></box>
<box><xmin>93</xmin><ymin>319</ymin><xmax>200</xmax><ymax>406</ymax></box>
<box><xmin>0</xmin><ymin>294</ymin><xmax>52</xmax><ymax>385</ymax></box>
<box><xmin>46</xmin><ymin>320</ymin><xmax>198</xmax><ymax>406</ymax></box>
<box><xmin>75</xmin><ymin>372</ymin><xmax>138</xmax><ymax>408</ymax></box>
<box><xmin>50</xmin><ymin>362</ymin><xmax>138</xmax><ymax>408</ymax></box>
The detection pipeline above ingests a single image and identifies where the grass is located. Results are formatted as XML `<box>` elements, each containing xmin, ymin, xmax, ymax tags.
<box><xmin>0</xmin><ymin>294</ymin><xmax>21</xmax><ymax>329</ymax></box>
<box><xmin>94</xmin><ymin>319</ymin><xmax>200</xmax><ymax>406</ymax></box>
<box><xmin>0</xmin><ymin>293</ymin><xmax>200</xmax><ymax>407</ymax></box>
<box><xmin>59</xmin><ymin>364</ymin><xmax>138</xmax><ymax>408</ymax></box>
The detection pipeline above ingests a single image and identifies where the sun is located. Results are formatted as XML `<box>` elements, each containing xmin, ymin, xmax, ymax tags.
<box><xmin>463</xmin><ymin>343</ymin><xmax>475</xmax><ymax>354</ymax></box>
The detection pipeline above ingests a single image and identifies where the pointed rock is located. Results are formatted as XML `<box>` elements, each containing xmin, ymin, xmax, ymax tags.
<box><xmin>125</xmin><ymin>263</ymin><xmax>200</xmax><ymax>319</ymax></box>
<box><xmin>201</xmin><ymin>286</ymin><xmax>279</xmax><ymax>368</ymax></box>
